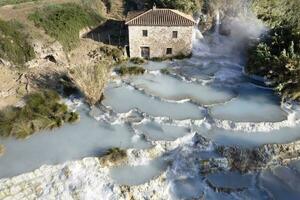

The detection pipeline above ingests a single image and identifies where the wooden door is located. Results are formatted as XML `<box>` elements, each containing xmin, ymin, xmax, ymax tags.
<box><xmin>141</xmin><ymin>47</ymin><xmax>150</xmax><ymax>59</ymax></box>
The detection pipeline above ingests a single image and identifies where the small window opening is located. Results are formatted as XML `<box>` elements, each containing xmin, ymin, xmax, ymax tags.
<box><xmin>166</xmin><ymin>48</ymin><xmax>173</xmax><ymax>55</ymax></box>
<box><xmin>143</xmin><ymin>30</ymin><xmax>148</xmax><ymax>37</ymax></box>
<box><xmin>172</xmin><ymin>31</ymin><xmax>178</xmax><ymax>38</ymax></box>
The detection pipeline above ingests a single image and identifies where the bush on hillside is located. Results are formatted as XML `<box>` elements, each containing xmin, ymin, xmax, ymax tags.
<box><xmin>29</xmin><ymin>3</ymin><xmax>103</xmax><ymax>51</ymax></box>
<box><xmin>0</xmin><ymin>19</ymin><xmax>35</xmax><ymax>65</ymax></box>
<box><xmin>0</xmin><ymin>90</ymin><xmax>79</xmax><ymax>139</ymax></box>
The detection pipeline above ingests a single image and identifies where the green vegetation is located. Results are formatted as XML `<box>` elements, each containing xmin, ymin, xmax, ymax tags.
<box><xmin>154</xmin><ymin>0</ymin><xmax>200</xmax><ymax>13</ymax></box>
<box><xmin>151</xmin><ymin>53</ymin><xmax>192</xmax><ymax>62</ymax></box>
<box><xmin>130</xmin><ymin>57</ymin><xmax>146</xmax><ymax>65</ymax></box>
<box><xmin>252</xmin><ymin>0</ymin><xmax>300</xmax><ymax>30</ymax></box>
<box><xmin>0</xmin><ymin>0</ymin><xmax>38</xmax><ymax>7</ymax></box>
<box><xmin>29</xmin><ymin>3</ymin><xmax>103</xmax><ymax>51</ymax></box>
<box><xmin>247</xmin><ymin>0</ymin><xmax>300</xmax><ymax>101</ymax></box>
<box><xmin>0</xmin><ymin>90</ymin><xmax>79</xmax><ymax>139</ymax></box>
<box><xmin>118</xmin><ymin>65</ymin><xmax>145</xmax><ymax>76</ymax></box>
<box><xmin>100</xmin><ymin>147</ymin><xmax>127</xmax><ymax>165</ymax></box>
<box><xmin>96</xmin><ymin>46</ymin><xmax>124</xmax><ymax>63</ymax></box>
<box><xmin>0</xmin><ymin>19</ymin><xmax>35</xmax><ymax>65</ymax></box>
<box><xmin>160</xmin><ymin>68</ymin><xmax>171</xmax><ymax>75</ymax></box>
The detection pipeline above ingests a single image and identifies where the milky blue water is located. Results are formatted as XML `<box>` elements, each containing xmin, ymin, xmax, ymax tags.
<box><xmin>1</xmin><ymin>22</ymin><xmax>300</xmax><ymax>200</ymax></box>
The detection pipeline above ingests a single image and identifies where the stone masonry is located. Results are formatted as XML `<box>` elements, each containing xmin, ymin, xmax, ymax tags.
<box><xmin>128</xmin><ymin>25</ymin><xmax>194</xmax><ymax>58</ymax></box>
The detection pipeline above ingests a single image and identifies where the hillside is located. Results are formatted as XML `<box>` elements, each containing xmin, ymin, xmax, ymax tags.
<box><xmin>0</xmin><ymin>0</ymin><xmax>125</xmax><ymax>108</ymax></box>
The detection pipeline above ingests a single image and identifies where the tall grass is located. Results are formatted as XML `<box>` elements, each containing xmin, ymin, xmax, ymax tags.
<box><xmin>0</xmin><ymin>90</ymin><xmax>79</xmax><ymax>139</ymax></box>
<box><xmin>68</xmin><ymin>63</ymin><xmax>110</xmax><ymax>105</ymax></box>
<box><xmin>29</xmin><ymin>3</ymin><xmax>103</xmax><ymax>51</ymax></box>
<box><xmin>0</xmin><ymin>19</ymin><xmax>35</xmax><ymax>65</ymax></box>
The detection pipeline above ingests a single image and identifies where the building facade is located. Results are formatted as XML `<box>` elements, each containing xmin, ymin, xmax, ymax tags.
<box><xmin>125</xmin><ymin>7</ymin><xmax>196</xmax><ymax>58</ymax></box>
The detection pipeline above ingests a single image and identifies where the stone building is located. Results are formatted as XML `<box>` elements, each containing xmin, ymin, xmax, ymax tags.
<box><xmin>125</xmin><ymin>6</ymin><xmax>196</xmax><ymax>58</ymax></box>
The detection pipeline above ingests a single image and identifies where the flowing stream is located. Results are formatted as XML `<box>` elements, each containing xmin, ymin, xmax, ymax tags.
<box><xmin>1</xmin><ymin>12</ymin><xmax>300</xmax><ymax>199</ymax></box>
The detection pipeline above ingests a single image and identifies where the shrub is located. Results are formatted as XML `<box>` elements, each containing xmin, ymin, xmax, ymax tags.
<box><xmin>246</xmin><ymin>0</ymin><xmax>300</xmax><ymax>101</ymax></box>
<box><xmin>100</xmin><ymin>147</ymin><xmax>127</xmax><ymax>166</ymax></box>
<box><xmin>247</xmin><ymin>20</ymin><xmax>300</xmax><ymax>100</ymax></box>
<box><xmin>96</xmin><ymin>46</ymin><xmax>124</xmax><ymax>63</ymax></box>
<box><xmin>150</xmin><ymin>53</ymin><xmax>192</xmax><ymax>62</ymax></box>
<box><xmin>173</xmin><ymin>53</ymin><xmax>192</xmax><ymax>60</ymax></box>
<box><xmin>0</xmin><ymin>19</ymin><xmax>35</xmax><ymax>65</ymax></box>
<box><xmin>130</xmin><ymin>57</ymin><xmax>146</xmax><ymax>65</ymax></box>
<box><xmin>0</xmin><ymin>90</ymin><xmax>79</xmax><ymax>139</ymax></box>
<box><xmin>160</xmin><ymin>68</ymin><xmax>171</xmax><ymax>75</ymax></box>
<box><xmin>29</xmin><ymin>3</ymin><xmax>103</xmax><ymax>51</ymax></box>
<box><xmin>118</xmin><ymin>65</ymin><xmax>145</xmax><ymax>76</ymax></box>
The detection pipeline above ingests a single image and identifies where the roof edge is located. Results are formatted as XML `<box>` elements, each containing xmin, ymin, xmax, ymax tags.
<box><xmin>125</xmin><ymin>9</ymin><xmax>152</xmax><ymax>25</ymax></box>
<box><xmin>169</xmin><ymin>9</ymin><xmax>196</xmax><ymax>24</ymax></box>
<box><xmin>125</xmin><ymin>8</ymin><xmax>196</xmax><ymax>26</ymax></box>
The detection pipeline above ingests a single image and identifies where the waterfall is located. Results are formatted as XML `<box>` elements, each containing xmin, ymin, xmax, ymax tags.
<box><xmin>215</xmin><ymin>10</ymin><xmax>221</xmax><ymax>35</ymax></box>
<box><xmin>194</xmin><ymin>16</ymin><xmax>204</xmax><ymax>40</ymax></box>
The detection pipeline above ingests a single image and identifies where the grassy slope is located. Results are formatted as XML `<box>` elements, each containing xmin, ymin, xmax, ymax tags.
<box><xmin>0</xmin><ymin>0</ymin><xmax>38</xmax><ymax>7</ymax></box>
<box><xmin>247</xmin><ymin>0</ymin><xmax>300</xmax><ymax>101</ymax></box>
<box><xmin>0</xmin><ymin>19</ymin><xmax>35</xmax><ymax>65</ymax></box>
<box><xmin>28</xmin><ymin>3</ymin><xmax>103</xmax><ymax>51</ymax></box>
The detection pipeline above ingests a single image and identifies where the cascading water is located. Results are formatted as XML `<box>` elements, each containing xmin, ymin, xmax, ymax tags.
<box><xmin>194</xmin><ymin>17</ymin><xmax>204</xmax><ymax>40</ymax></box>
<box><xmin>215</xmin><ymin>10</ymin><xmax>221</xmax><ymax>35</ymax></box>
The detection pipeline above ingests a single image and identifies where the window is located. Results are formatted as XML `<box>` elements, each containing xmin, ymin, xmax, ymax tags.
<box><xmin>172</xmin><ymin>31</ymin><xmax>178</xmax><ymax>38</ymax></box>
<box><xmin>166</xmin><ymin>48</ymin><xmax>173</xmax><ymax>55</ymax></box>
<box><xmin>143</xmin><ymin>30</ymin><xmax>148</xmax><ymax>37</ymax></box>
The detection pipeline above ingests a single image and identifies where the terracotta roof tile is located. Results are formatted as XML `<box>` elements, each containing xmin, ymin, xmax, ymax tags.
<box><xmin>125</xmin><ymin>9</ymin><xmax>196</xmax><ymax>26</ymax></box>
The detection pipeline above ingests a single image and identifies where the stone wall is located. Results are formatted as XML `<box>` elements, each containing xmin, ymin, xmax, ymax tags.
<box><xmin>128</xmin><ymin>25</ymin><xmax>194</xmax><ymax>58</ymax></box>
